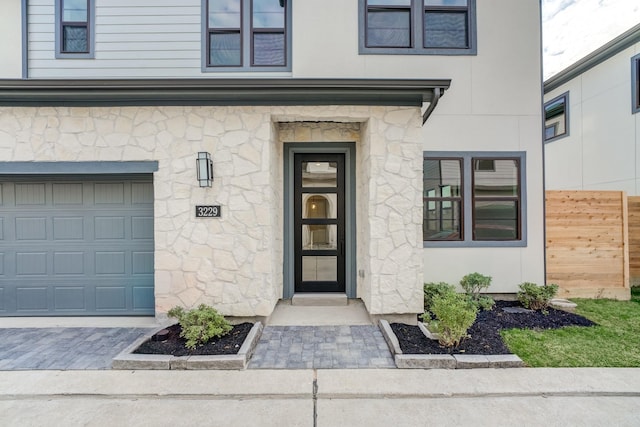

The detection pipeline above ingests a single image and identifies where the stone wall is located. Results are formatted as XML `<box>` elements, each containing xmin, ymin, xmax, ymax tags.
<box><xmin>0</xmin><ymin>105</ymin><xmax>425</xmax><ymax>319</ymax></box>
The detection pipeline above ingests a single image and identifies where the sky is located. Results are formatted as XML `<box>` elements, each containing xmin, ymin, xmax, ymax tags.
<box><xmin>542</xmin><ymin>0</ymin><xmax>640</xmax><ymax>80</ymax></box>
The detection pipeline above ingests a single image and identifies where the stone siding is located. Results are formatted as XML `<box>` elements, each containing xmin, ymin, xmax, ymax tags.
<box><xmin>0</xmin><ymin>105</ymin><xmax>425</xmax><ymax>318</ymax></box>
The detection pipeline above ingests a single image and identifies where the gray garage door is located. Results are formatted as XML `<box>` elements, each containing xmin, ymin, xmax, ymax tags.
<box><xmin>0</xmin><ymin>175</ymin><xmax>154</xmax><ymax>316</ymax></box>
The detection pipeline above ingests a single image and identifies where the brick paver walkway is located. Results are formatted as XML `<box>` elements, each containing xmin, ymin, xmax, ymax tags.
<box><xmin>248</xmin><ymin>325</ymin><xmax>395</xmax><ymax>369</ymax></box>
<box><xmin>0</xmin><ymin>328</ymin><xmax>151</xmax><ymax>370</ymax></box>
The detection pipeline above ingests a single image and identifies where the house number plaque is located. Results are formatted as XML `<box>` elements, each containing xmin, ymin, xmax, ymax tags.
<box><xmin>195</xmin><ymin>205</ymin><xmax>221</xmax><ymax>218</ymax></box>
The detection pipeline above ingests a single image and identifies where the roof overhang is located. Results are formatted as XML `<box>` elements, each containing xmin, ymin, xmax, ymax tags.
<box><xmin>0</xmin><ymin>78</ymin><xmax>450</xmax><ymax>124</ymax></box>
<box><xmin>544</xmin><ymin>23</ymin><xmax>640</xmax><ymax>93</ymax></box>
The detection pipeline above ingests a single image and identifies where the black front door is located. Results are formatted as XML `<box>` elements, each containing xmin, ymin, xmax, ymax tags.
<box><xmin>294</xmin><ymin>153</ymin><xmax>345</xmax><ymax>292</ymax></box>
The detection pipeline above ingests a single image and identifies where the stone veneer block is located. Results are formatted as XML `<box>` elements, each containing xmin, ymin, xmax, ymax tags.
<box><xmin>486</xmin><ymin>354</ymin><xmax>525</xmax><ymax>368</ymax></box>
<box><xmin>378</xmin><ymin>319</ymin><xmax>402</xmax><ymax>355</ymax></box>
<box><xmin>112</xmin><ymin>322</ymin><xmax>263</xmax><ymax>370</ymax></box>
<box><xmin>395</xmin><ymin>354</ymin><xmax>456</xmax><ymax>369</ymax></box>
<box><xmin>453</xmin><ymin>355</ymin><xmax>491</xmax><ymax>369</ymax></box>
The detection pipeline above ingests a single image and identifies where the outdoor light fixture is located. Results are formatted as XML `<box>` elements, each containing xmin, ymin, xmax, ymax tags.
<box><xmin>196</xmin><ymin>151</ymin><xmax>213</xmax><ymax>187</ymax></box>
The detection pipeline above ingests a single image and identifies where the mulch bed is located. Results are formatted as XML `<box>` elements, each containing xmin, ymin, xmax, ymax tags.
<box><xmin>133</xmin><ymin>323</ymin><xmax>253</xmax><ymax>357</ymax></box>
<box><xmin>391</xmin><ymin>300</ymin><xmax>596</xmax><ymax>355</ymax></box>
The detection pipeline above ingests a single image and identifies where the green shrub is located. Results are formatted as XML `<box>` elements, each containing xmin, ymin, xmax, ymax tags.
<box><xmin>460</xmin><ymin>272</ymin><xmax>492</xmax><ymax>300</ymax></box>
<box><xmin>430</xmin><ymin>292</ymin><xmax>478</xmax><ymax>348</ymax></box>
<box><xmin>167</xmin><ymin>304</ymin><xmax>232</xmax><ymax>350</ymax></box>
<box><xmin>517</xmin><ymin>282</ymin><xmax>559</xmax><ymax>311</ymax></box>
<box><xmin>423</xmin><ymin>282</ymin><xmax>456</xmax><ymax>316</ymax></box>
<box><xmin>459</xmin><ymin>272</ymin><xmax>494</xmax><ymax>311</ymax></box>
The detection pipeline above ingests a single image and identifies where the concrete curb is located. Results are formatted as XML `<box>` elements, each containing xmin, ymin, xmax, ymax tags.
<box><xmin>112</xmin><ymin>321</ymin><xmax>263</xmax><ymax>370</ymax></box>
<box><xmin>379</xmin><ymin>319</ymin><xmax>524</xmax><ymax>369</ymax></box>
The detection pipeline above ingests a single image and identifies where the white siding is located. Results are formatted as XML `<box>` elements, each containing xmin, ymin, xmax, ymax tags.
<box><xmin>1</xmin><ymin>0</ymin><xmax>23</xmax><ymax>78</ymax></box>
<box><xmin>545</xmin><ymin>41</ymin><xmax>640</xmax><ymax>194</ymax></box>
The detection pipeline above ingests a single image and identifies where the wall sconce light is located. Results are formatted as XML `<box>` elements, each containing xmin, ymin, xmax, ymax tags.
<box><xmin>197</xmin><ymin>151</ymin><xmax>213</xmax><ymax>187</ymax></box>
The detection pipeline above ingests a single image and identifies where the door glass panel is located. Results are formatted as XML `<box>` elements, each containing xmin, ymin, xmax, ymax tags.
<box><xmin>302</xmin><ymin>162</ymin><xmax>337</xmax><ymax>187</ymax></box>
<box><xmin>302</xmin><ymin>225</ymin><xmax>337</xmax><ymax>250</ymax></box>
<box><xmin>302</xmin><ymin>256</ymin><xmax>337</xmax><ymax>281</ymax></box>
<box><xmin>302</xmin><ymin>194</ymin><xmax>337</xmax><ymax>219</ymax></box>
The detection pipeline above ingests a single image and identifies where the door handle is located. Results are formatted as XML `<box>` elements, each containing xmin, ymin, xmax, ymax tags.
<box><xmin>339</xmin><ymin>240</ymin><xmax>345</xmax><ymax>256</ymax></box>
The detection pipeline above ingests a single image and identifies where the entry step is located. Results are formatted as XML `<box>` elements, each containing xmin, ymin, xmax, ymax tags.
<box><xmin>291</xmin><ymin>293</ymin><xmax>348</xmax><ymax>306</ymax></box>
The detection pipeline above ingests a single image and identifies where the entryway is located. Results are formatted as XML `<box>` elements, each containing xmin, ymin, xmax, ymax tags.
<box><xmin>283</xmin><ymin>143</ymin><xmax>356</xmax><ymax>300</ymax></box>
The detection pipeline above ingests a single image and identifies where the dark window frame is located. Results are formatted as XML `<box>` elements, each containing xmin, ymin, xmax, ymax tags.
<box><xmin>543</xmin><ymin>92</ymin><xmax>570</xmax><ymax>143</ymax></box>
<box><xmin>423</xmin><ymin>157</ymin><xmax>464</xmax><ymax>242</ymax></box>
<box><xmin>422</xmin><ymin>3</ymin><xmax>469</xmax><ymax>49</ymax></box>
<box><xmin>55</xmin><ymin>0</ymin><xmax>95</xmax><ymax>59</ymax></box>
<box><xmin>364</xmin><ymin>2</ymin><xmax>413</xmax><ymax>49</ymax></box>
<box><xmin>202</xmin><ymin>0</ymin><xmax>291</xmax><ymax>72</ymax></box>
<box><xmin>359</xmin><ymin>0</ymin><xmax>477</xmax><ymax>56</ymax></box>
<box><xmin>471</xmin><ymin>157</ymin><xmax>521</xmax><ymax>241</ymax></box>
<box><xmin>423</xmin><ymin>151</ymin><xmax>527</xmax><ymax>248</ymax></box>
<box><xmin>632</xmin><ymin>53</ymin><xmax>640</xmax><ymax>114</ymax></box>
<box><xmin>206</xmin><ymin>0</ymin><xmax>244</xmax><ymax>68</ymax></box>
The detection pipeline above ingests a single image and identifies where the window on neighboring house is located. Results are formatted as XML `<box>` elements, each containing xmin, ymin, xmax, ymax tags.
<box><xmin>203</xmin><ymin>0</ymin><xmax>290</xmax><ymax>71</ymax></box>
<box><xmin>360</xmin><ymin>0</ymin><xmax>476</xmax><ymax>55</ymax></box>
<box><xmin>633</xmin><ymin>53</ymin><xmax>640</xmax><ymax>114</ymax></box>
<box><xmin>424</xmin><ymin>152</ymin><xmax>526</xmax><ymax>247</ymax></box>
<box><xmin>544</xmin><ymin>92</ymin><xmax>569</xmax><ymax>142</ymax></box>
<box><xmin>56</xmin><ymin>0</ymin><xmax>94</xmax><ymax>58</ymax></box>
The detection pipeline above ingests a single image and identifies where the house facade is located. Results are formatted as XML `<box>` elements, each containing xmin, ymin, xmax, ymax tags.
<box><xmin>544</xmin><ymin>23</ymin><xmax>640</xmax><ymax>193</ymax></box>
<box><xmin>0</xmin><ymin>0</ymin><xmax>545</xmax><ymax>320</ymax></box>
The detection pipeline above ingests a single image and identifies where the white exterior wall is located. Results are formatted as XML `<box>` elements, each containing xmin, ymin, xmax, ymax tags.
<box><xmin>421</xmin><ymin>0</ymin><xmax>546</xmax><ymax>292</ymax></box>
<box><xmin>545</xmin><ymin>41</ymin><xmax>640</xmax><ymax>194</ymax></box>
<box><xmin>0</xmin><ymin>0</ymin><xmax>23</xmax><ymax>78</ymax></box>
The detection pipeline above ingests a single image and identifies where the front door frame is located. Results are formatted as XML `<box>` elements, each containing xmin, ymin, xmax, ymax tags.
<box><xmin>283</xmin><ymin>142</ymin><xmax>356</xmax><ymax>299</ymax></box>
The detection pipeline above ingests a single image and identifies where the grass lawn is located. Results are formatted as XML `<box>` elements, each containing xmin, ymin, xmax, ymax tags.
<box><xmin>501</xmin><ymin>287</ymin><xmax>640</xmax><ymax>367</ymax></box>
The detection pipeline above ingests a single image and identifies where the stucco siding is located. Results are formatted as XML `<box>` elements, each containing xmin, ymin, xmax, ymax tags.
<box><xmin>0</xmin><ymin>0</ymin><xmax>23</xmax><ymax>78</ymax></box>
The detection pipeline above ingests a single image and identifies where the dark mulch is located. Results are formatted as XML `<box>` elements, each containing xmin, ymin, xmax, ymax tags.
<box><xmin>133</xmin><ymin>323</ymin><xmax>253</xmax><ymax>357</ymax></box>
<box><xmin>391</xmin><ymin>300</ymin><xmax>596</xmax><ymax>355</ymax></box>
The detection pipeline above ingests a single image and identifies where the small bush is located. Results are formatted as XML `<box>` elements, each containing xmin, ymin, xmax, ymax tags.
<box><xmin>517</xmin><ymin>282</ymin><xmax>559</xmax><ymax>311</ymax></box>
<box><xmin>474</xmin><ymin>295</ymin><xmax>496</xmax><ymax>311</ymax></box>
<box><xmin>167</xmin><ymin>304</ymin><xmax>232</xmax><ymax>350</ymax></box>
<box><xmin>430</xmin><ymin>292</ymin><xmax>478</xmax><ymax>348</ymax></box>
<box><xmin>423</xmin><ymin>282</ymin><xmax>456</xmax><ymax>315</ymax></box>
<box><xmin>460</xmin><ymin>272</ymin><xmax>492</xmax><ymax>300</ymax></box>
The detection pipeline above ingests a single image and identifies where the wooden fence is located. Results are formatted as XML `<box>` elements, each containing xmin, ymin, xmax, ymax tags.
<box><xmin>628</xmin><ymin>196</ymin><xmax>640</xmax><ymax>286</ymax></box>
<box><xmin>546</xmin><ymin>190</ymin><xmax>630</xmax><ymax>300</ymax></box>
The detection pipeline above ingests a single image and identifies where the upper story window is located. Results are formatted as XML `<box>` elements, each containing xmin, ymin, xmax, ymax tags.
<box><xmin>56</xmin><ymin>0</ymin><xmax>94</xmax><ymax>58</ymax></box>
<box><xmin>203</xmin><ymin>0</ymin><xmax>291</xmax><ymax>72</ymax></box>
<box><xmin>360</xmin><ymin>0</ymin><xmax>476</xmax><ymax>55</ymax></box>
<box><xmin>544</xmin><ymin>92</ymin><xmax>569</xmax><ymax>142</ymax></box>
<box><xmin>424</xmin><ymin>152</ymin><xmax>526</xmax><ymax>247</ymax></box>
<box><xmin>632</xmin><ymin>53</ymin><xmax>640</xmax><ymax>114</ymax></box>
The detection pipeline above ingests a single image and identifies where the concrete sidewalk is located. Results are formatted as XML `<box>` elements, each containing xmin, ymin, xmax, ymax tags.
<box><xmin>1</xmin><ymin>368</ymin><xmax>639</xmax><ymax>426</ymax></box>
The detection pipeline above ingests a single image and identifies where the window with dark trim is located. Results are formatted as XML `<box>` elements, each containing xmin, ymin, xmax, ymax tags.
<box><xmin>56</xmin><ymin>0</ymin><xmax>94</xmax><ymax>58</ymax></box>
<box><xmin>424</xmin><ymin>152</ymin><xmax>526</xmax><ymax>247</ymax></box>
<box><xmin>633</xmin><ymin>53</ymin><xmax>640</xmax><ymax>114</ymax></box>
<box><xmin>360</xmin><ymin>0</ymin><xmax>476</xmax><ymax>55</ymax></box>
<box><xmin>544</xmin><ymin>92</ymin><xmax>569</xmax><ymax>142</ymax></box>
<box><xmin>204</xmin><ymin>0</ymin><xmax>289</xmax><ymax>71</ymax></box>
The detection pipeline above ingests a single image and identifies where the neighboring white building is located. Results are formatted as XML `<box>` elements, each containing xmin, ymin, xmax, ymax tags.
<box><xmin>0</xmin><ymin>0</ymin><xmax>545</xmax><ymax>321</ymax></box>
<box><xmin>544</xmin><ymin>23</ymin><xmax>640</xmax><ymax>193</ymax></box>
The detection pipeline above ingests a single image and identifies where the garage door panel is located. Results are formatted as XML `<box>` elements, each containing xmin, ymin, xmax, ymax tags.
<box><xmin>52</xmin><ymin>183</ymin><xmax>84</xmax><ymax>205</ymax></box>
<box><xmin>133</xmin><ymin>252</ymin><xmax>154</xmax><ymax>274</ymax></box>
<box><xmin>95</xmin><ymin>217</ymin><xmax>125</xmax><ymax>239</ymax></box>
<box><xmin>54</xmin><ymin>286</ymin><xmax>87</xmax><ymax>311</ymax></box>
<box><xmin>132</xmin><ymin>217</ymin><xmax>153</xmax><ymax>240</ymax></box>
<box><xmin>16</xmin><ymin>287</ymin><xmax>48</xmax><ymax>311</ymax></box>
<box><xmin>133</xmin><ymin>286</ymin><xmax>154</xmax><ymax>310</ymax></box>
<box><xmin>54</xmin><ymin>252</ymin><xmax>85</xmax><ymax>275</ymax></box>
<box><xmin>132</xmin><ymin>182</ymin><xmax>154</xmax><ymax>204</ymax></box>
<box><xmin>0</xmin><ymin>176</ymin><xmax>154</xmax><ymax>316</ymax></box>
<box><xmin>95</xmin><ymin>251</ymin><xmax>126</xmax><ymax>275</ymax></box>
<box><xmin>95</xmin><ymin>182</ymin><xmax>125</xmax><ymax>204</ymax></box>
<box><xmin>53</xmin><ymin>217</ymin><xmax>84</xmax><ymax>240</ymax></box>
<box><xmin>15</xmin><ymin>183</ymin><xmax>46</xmax><ymax>205</ymax></box>
<box><xmin>16</xmin><ymin>252</ymin><xmax>47</xmax><ymax>275</ymax></box>
<box><xmin>95</xmin><ymin>286</ymin><xmax>126</xmax><ymax>311</ymax></box>
<box><xmin>15</xmin><ymin>217</ymin><xmax>47</xmax><ymax>240</ymax></box>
